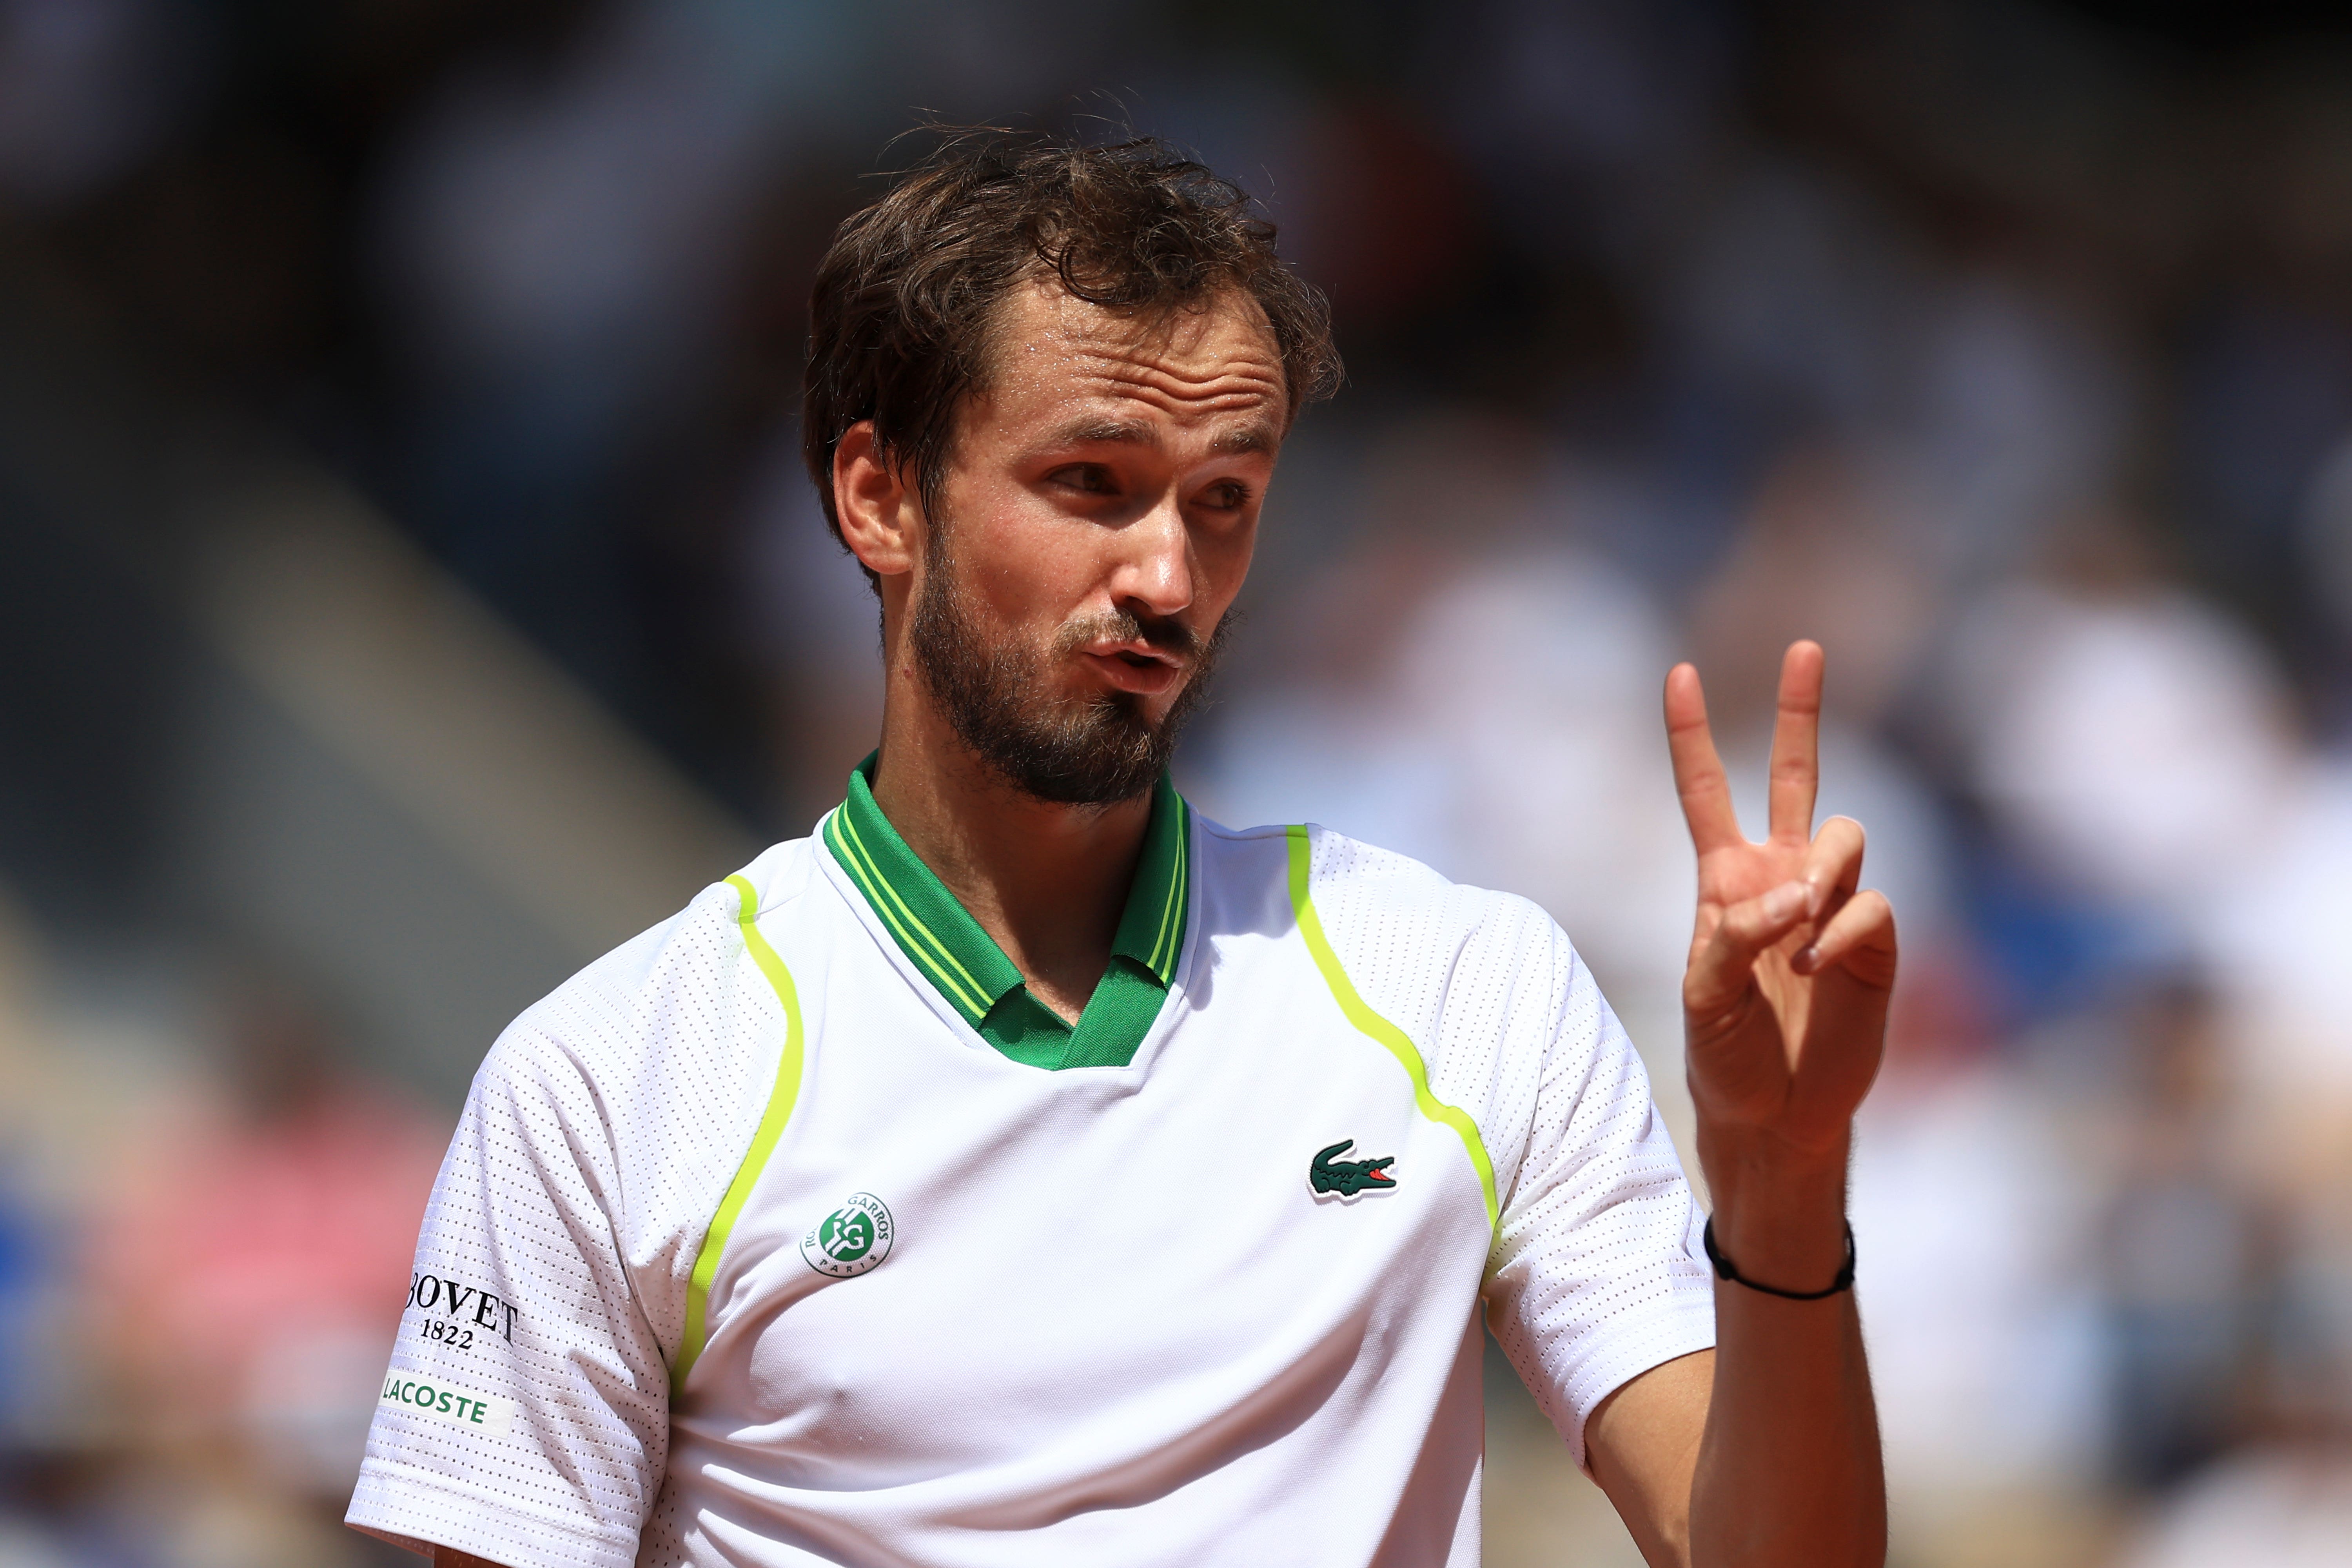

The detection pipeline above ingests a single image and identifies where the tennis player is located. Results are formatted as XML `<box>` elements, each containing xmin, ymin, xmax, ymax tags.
<box><xmin>348</xmin><ymin>133</ymin><xmax>1892</xmax><ymax>1568</ymax></box>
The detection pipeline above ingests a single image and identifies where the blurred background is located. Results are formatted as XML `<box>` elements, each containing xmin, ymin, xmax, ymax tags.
<box><xmin>3</xmin><ymin>0</ymin><xmax>2351</xmax><ymax>1563</ymax></box>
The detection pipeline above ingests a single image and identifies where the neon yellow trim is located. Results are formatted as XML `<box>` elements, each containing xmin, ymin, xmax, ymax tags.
<box><xmin>832</xmin><ymin>809</ymin><xmax>992</xmax><ymax>1019</ymax></box>
<box><xmin>1285</xmin><ymin>826</ymin><xmax>1499</xmax><ymax>1231</ymax></box>
<box><xmin>1147</xmin><ymin>813</ymin><xmax>1187</xmax><ymax>978</ymax></box>
<box><xmin>827</xmin><ymin>808</ymin><xmax>989</xmax><ymax>1019</ymax></box>
<box><xmin>675</xmin><ymin>874</ymin><xmax>808</xmax><ymax>1392</ymax></box>
<box><xmin>824</xmin><ymin>811</ymin><xmax>926</xmax><ymax>996</ymax></box>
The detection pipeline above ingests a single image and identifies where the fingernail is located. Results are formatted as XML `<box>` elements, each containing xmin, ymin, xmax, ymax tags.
<box><xmin>1763</xmin><ymin>882</ymin><xmax>1806</xmax><ymax>922</ymax></box>
<box><xmin>1793</xmin><ymin>945</ymin><xmax>1820</xmax><ymax>973</ymax></box>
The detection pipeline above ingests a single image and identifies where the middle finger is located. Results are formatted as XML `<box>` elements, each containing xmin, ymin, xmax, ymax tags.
<box><xmin>1767</xmin><ymin>641</ymin><xmax>1825</xmax><ymax>845</ymax></box>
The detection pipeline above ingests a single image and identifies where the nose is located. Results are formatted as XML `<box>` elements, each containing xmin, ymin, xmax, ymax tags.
<box><xmin>1110</xmin><ymin>493</ymin><xmax>1195</xmax><ymax>624</ymax></box>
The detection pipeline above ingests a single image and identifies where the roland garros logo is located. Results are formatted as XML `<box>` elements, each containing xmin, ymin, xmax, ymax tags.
<box><xmin>800</xmin><ymin>1192</ymin><xmax>894</xmax><ymax>1279</ymax></box>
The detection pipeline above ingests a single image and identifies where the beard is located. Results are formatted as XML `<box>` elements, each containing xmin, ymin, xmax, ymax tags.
<box><xmin>909</xmin><ymin>530</ymin><xmax>1230</xmax><ymax>806</ymax></box>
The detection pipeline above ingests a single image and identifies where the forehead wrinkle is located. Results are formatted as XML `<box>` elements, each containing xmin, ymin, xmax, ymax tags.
<box><xmin>1065</xmin><ymin>383</ymin><xmax>1279</xmax><ymax>437</ymax></box>
<box><xmin>1067</xmin><ymin>359</ymin><xmax>1285</xmax><ymax>426</ymax></box>
<box><xmin>1038</xmin><ymin>405</ymin><xmax>1277</xmax><ymax>462</ymax></box>
<box><xmin>1077</xmin><ymin>345</ymin><xmax>1283</xmax><ymax>391</ymax></box>
<box><xmin>976</xmin><ymin>283</ymin><xmax>1288</xmax><ymax>450</ymax></box>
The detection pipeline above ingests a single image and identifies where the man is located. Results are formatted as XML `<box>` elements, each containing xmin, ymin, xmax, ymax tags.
<box><xmin>348</xmin><ymin>134</ymin><xmax>1893</xmax><ymax>1568</ymax></box>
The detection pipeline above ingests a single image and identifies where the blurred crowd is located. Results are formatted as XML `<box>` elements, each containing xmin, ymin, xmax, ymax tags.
<box><xmin>6</xmin><ymin>1</ymin><xmax>2352</xmax><ymax>1564</ymax></box>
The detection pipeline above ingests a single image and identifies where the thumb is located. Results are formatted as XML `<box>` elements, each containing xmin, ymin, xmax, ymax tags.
<box><xmin>1685</xmin><ymin>880</ymin><xmax>1811</xmax><ymax>1015</ymax></box>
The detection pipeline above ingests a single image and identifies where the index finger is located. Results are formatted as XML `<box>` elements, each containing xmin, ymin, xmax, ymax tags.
<box><xmin>1664</xmin><ymin>662</ymin><xmax>1746</xmax><ymax>855</ymax></box>
<box><xmin>1767</xmin><ymin>641</ymin><xmax>1824</xmax><ymax>844</ymax></box>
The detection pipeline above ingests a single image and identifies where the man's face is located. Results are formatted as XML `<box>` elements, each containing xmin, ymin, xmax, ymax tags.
<box><xmin>909</xmin><ymin>281</ymin><xmax>1285</xmax><ymax>804</ymax></box>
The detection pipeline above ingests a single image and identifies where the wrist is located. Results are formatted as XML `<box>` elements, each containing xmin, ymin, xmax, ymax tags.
<box><xmin>1697</xmin><ymin>1124</ymin><xmax>1851</xmax><ymax>1296</ymax></box>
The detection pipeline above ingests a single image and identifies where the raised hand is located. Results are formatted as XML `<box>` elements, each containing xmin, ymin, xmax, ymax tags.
<box><xmin>1605</xmin><ymin>638</ymin><xmax>1893</xmax><ymax>1568</ymax></box>
<box><xmin>1665</xmin><ymin>642</ymin><xmax>1895</xmax><ymax>1272</ymax></box>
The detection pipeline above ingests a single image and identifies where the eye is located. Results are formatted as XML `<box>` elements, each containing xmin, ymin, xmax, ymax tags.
<box><xmin>1198</xmin><ymin>481</ymin><xmax>1252</xmax><ymax>512</ymax></box>
<box><xmin>1047</xmin><ymin>463</ymin><xmax>1117</xmax><ymax>495</ymax></box>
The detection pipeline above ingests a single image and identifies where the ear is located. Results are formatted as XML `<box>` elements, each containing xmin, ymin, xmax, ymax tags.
<box><xmin>833</xmin><ymin>421</ymin><xmax>920</xmax><ymax>579</ymax></box>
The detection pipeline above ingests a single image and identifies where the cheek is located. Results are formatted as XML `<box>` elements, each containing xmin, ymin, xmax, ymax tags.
<box><xmin>946</xmin><ymin>498</ymin><xmax>1106</xmax><ymax>622</ymax></box>
<box><xmin>1192</xmin><ymin>517</ymin><xmax>1258</xmax><ymax>617</ymax></box>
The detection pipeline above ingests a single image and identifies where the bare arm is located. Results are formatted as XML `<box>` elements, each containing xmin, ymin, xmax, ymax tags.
<box><xmin>1586</xmin><ymin>642</ymin><xmax>1890</xmax><ymax>1567</ymax></box>
<box><xmin>1585</xmin><ymin>1350</ymin><xmax>1709</xmax><ymax>1566</ymax></box>
<box><xmin>1588</xmin><ymin>1197</ymin><xmax>1884</xmax><ymax>1567</ymax></box>
<box><xmin>432</xmin><ymin>1549</ymin><xmax>512</xmax><ymax>1568</ymax></box>
<box><xmin>1689</xmin><ymin>1136</ymin><xmax>1884</xmax><ymax>1564</ymax></box>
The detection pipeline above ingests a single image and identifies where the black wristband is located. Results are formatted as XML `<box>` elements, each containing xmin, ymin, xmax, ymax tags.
<box><xmin>1702</xmin><ymin>1218</ymin><xmax>1856</xmax><ymax>1300</ymax></box>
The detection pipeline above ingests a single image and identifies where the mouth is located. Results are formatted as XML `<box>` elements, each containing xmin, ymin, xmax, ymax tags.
<box><xmin>1076</xmin><ymin>641</ymin><xmax>1186</xmax><ymax>697</ymax></box>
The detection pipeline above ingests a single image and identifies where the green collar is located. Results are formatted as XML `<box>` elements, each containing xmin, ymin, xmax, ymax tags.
<box><xmin>822</xmin><ymin>755</ymin><xmax>1190</xmax><ymax>1070</ymax></box>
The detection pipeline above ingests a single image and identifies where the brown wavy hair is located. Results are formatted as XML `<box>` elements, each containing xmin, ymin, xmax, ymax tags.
<box><xmin>802</xmin><ymin>129</ymin><xmax>1341</xmax><ymax>564</ymax></box>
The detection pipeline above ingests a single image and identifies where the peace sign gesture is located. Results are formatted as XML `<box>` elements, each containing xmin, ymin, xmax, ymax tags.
<box><xmin>1667</xmin><ymin>642</ymin><xmax>1896</xmax><ymax>1169</ymax></box>
<box><xmin>1591</xmin><ymin>640</ymin><xmax>1891</xmax><ymax>1567</ymax></box>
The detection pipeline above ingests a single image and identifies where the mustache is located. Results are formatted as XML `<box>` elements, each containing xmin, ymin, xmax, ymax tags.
<box><xmin>1052</xmin><ymin>610</ymin><xmax>1206</xmax><ymax>661</ymax></box>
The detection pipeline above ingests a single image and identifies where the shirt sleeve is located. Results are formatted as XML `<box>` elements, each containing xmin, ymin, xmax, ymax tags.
<box><xmin>1483</xmin><ymin>938</ymin><xmax>1717</xmax><ymax>1470</ymax></box>
<box><xmin>346</xmin><ymin>1022</ymin><xmax>670</xmax><ymax>1568</ymax></box>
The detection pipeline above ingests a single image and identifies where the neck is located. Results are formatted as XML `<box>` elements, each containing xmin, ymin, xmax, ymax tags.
<box><xmin>869</xmin><ymin>689</ymin><xmax>1151</xmax><ymax>1025</ymax></box>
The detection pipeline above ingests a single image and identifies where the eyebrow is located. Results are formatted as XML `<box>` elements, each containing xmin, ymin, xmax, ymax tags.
<box><xmin>1049</xmin><ymin>417</ymin><xmax>1158</xmax><ymax>448</ymax></box>
<box><xmin>1210</xmin><ymin>422</ymin><xmax>1281</xmax><ymax>457</ymax></box>
<box><xmin>1039</xmin><ymin>416</ymin><xmax>1280</xmax><ymax>458</ymax></box>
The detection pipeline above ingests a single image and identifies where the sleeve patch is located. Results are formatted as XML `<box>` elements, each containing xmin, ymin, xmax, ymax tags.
<box><xmin>380</xmin><ymin>1374</ymin><xmax>514</xmax><ymax>1435</ymax></box>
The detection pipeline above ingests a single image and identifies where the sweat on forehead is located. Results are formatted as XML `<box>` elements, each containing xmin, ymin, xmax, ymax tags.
<box><xmin>971</xmin><ymin>276</ymin><xmax>1288</xmax><ymax>411</ymax></box>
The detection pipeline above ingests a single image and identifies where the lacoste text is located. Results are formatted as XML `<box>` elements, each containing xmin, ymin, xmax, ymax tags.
<box><xmin>381</xmin><ymin>1376</ymin><xmax>511</xmax><ymax>1434</ymax></box>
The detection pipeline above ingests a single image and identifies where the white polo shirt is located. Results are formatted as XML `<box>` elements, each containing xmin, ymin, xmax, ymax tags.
<box><xmin>346</xmin><ymin>783</ymin><xmax>1714</xmax><ymax>1568</ymax></box>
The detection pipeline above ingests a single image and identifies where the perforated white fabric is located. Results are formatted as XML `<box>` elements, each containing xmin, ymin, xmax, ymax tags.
<box><xmin>1298</xmin><ymin>826</ymin><xmax>1716</xmax><ymax>1464</ymax></box>
<box><xmin>346</xmin><ymin>819</ymin><xmax>1711</xmax><ymax>1566</ymax></box>
<box><xmin>348</xmin><ymin>842</ymin><xmax>813</xmax><ymax>1568</ymax></box>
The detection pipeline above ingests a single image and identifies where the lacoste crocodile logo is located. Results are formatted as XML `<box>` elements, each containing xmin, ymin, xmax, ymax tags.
<box><xmin>1310</xmin><ymin>1140</ymin><xmax>1397</xmax><ymax>1198</ymax></box>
